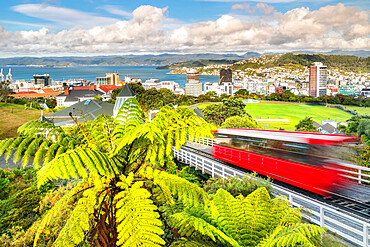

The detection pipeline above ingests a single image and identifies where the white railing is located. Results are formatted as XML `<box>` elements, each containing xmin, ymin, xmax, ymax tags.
<box><xmin>188</xmin><ymin>137</ymin><xmax>370</xmax><ymax>185</ymax></box>
<box><xmin>173</xmin><ymin>147</ymin><xmax>370</xmax><ymax>247</ymax></box>
<box><xmin>188</xmin><ymin>136</ymin><xmax>215</xmax><ymax>147</ymax></box>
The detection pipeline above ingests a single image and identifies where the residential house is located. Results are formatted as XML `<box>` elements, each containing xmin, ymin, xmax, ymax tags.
<box><xmin>43</xmin><ymin>100</ymin><xmax>114</xmax><ymax>127</ymax></box>
<box><xmin>56</xmin><ymin>87</ymin><xmax>104</xmax><ymax>107</ymax></box>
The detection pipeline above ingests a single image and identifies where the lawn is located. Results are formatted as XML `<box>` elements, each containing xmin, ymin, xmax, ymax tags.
<box><xmin>196</xmin><ymin>102</ymin><xmax>353</xmax><ymax>130</ymax></box>
<box><xmin>0</xmin><ymin>103</ymin><xmax>50</xmax><ymax>139</ymax></box>
<box><xmin>342</xmin><ymin>106</ymin><xmax>370</xmax><ymax>116</ymax></box>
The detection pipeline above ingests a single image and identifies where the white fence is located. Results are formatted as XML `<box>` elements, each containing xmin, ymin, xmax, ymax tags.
<box><xmin>173</xmin><ymin>147</ymin><xmax>370</xmax><ymax>247</ymax></box>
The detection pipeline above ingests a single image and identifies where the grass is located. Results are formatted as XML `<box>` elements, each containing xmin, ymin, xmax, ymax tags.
<box><xmin>342</xmin><ymin>106</ymin><xmax>370</xmax><ymax>116</ymax></box>
<box><xmin>0</xmin><ymin>103</ymin><xmax>50</xmax><ymax>139</ymax></box>
<box><xmin>196</xmin><ymin>102</ymin><xmax>353</xmax><ymax>131</ymax></box>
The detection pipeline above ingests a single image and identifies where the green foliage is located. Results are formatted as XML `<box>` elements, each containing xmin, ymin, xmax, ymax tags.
<box><xmin>221</xmin><ymin>115</ymin><xmax>260</xmax><ymax>129</ymax></box>
<box><xmin>203</xmin><ymin>174</ymin><xmax>273</xmax><ymax>197</ymax></box>
<box><xmin>234</xmin><ymin>89</ymin><xmax>249</xmax><ymax>96</ymax></box>
<box><xmin>295</xmin><ymin>116</ymin><xmax>317</xmax><ymax>132</ymax></box>
<box><xmin>276</xmin><ymin>53</ymin><xmax>369</xmax><ymax>73</ymax></box>
<box><xmin>203</xmin><ymin>98</ymin><xmax>247</xmax><ymax>126</ymax></box>
<box><xmin>168</xmin><ymin>187</ymin><xmax>328</xmax><ymax>247</ymax></box>
<box><xmin>1</xmin><ymin>96</ymin><xmax>332</xmax><ymax>247</ymax></box>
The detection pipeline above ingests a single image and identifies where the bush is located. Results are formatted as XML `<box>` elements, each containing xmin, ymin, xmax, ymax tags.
<box><xmin>202</xmin><ymin>173</ymin><xmax>273</xmax><ymax>197</ymax></box>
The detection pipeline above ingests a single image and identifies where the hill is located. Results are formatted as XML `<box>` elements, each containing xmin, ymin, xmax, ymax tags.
<box><xmin>275</xmin><ymin>53</ymin><xmax>370</xmax><ymax>72</ymax></box>
<box><xmin>156</xmin><ymin>59</ymin><xmax>238</xmax><ymax>69</ymax></box>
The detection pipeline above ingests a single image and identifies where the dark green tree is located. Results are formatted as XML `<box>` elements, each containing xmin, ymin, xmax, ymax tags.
<box><xmin>234</xmin><ymin>89</ymin><xmax>249</xmax><ymax>96</ymax></box>
<box><xmin>221</xmin><ymin>115</ymin><xmax>260</xmax><ymax>129</ymax></box>
<box><xmin>203</xmin><ymin>98</ymin><xmax>247</xmax><ymax>126</ymax></box>
<box><xmin>295</xmin><ymin>117</ymin><xmax>317</xmax><ymax>132</ymax></box>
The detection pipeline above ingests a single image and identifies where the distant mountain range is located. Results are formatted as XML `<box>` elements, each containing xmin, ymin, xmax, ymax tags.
<box><xmin>0</xmin><ymin>50</ymin><xmax>367</xmax><ymax>67</ymax></box>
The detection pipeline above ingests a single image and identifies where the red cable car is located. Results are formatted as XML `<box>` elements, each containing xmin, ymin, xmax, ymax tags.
<box><xmin>212</xmin><ymin>129</ymin><xmax>359</xmax><ymax>196</ymax></box>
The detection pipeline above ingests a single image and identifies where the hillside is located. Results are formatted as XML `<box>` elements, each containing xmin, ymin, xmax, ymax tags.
<box><xmin>156</xmin><ymin>59</ymin><xmax>238</xmax><ymax>69</ymax></box>
<box><xmin>275</xmin><ymin>53</ymin><xmax>370</xmax><ymax>72</ymax></box>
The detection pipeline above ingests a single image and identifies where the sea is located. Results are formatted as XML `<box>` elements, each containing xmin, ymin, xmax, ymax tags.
<box><xmin>5</xmin><ymin>66</ymin><xmax>220</xmax><ymax>88</ymax></box>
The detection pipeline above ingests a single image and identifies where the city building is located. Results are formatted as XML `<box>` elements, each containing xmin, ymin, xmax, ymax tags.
<box><xmin>339</xmin><ymin>85</ymin><xmax>356</xmax><ymax>96</ymax></box>
<box><xmin>142</xmin><ymin>79</ymin><xmax>181</xmax><ymax>92</ymax></box>
<box><xmin>0</xmin><ymin>68</ymin><xmax>4</xmax><ymax>82</ymax></box>
<box><xmin>185</xmin><ymin>69</ymin><xmax>202</xmax><ymax>96</ymax></box>
<box><xmin>309</xmin><ymin>62</ymin><xmax>327</xmax><ymax>97</ymax></box>
<box><xmin>96</xmin><ymin>73</ymin><xmax>121</xmax><ymax>85</ymax></box>
<box><xmin>360</xmin><ymin>87</ymin><xmax>370</xmax><ymax>97</ymax></box>
<box><xmin>124</xmin><ymin>76</ymin><xmax>141</xmax><ymax>84</ymax></box>
<box><xmin>32</xmin><ymin>74</ymin><xmax>52</xmax><ymax>86</ymax></box>
<box><xmin>220</xmin><ymin>68</ymin><xmax>233</xmax><ymax>83</ymax></box>
<box><xmin>142</xmin><ymin>79</ymin><xmax>160</xmax><ymax>90</ymax></box>
<box><xmin>204</xmin><ymin>82</ymin><xmax>233</xmax><ymax>96</ymax></box>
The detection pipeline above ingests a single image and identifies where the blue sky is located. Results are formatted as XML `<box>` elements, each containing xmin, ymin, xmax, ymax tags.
<box><xmin>0</xmin><ymin>0</ymin><xmax>368</xmax><ymax>56</ymax></box>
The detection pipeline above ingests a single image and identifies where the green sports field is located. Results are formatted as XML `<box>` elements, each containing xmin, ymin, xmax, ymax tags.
<box><xmin>196</xmin><ymin>102</ymin><xmax>353</xmax><ymax>130</ymax></box>
<box><xmin>342</xmin><ymin>106</ymin><xmax>370</xmax><ymax>116</ymax></box>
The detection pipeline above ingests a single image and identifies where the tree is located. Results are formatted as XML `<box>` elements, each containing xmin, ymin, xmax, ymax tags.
<box><xmin>295</xmin><ymin>117</ymin><xmax>317</xmax><ymax>132</ymax></box>
<box><xmin>0</xmin><ymin>81</ymin><xmax>10</xmax><ymax>104</ymax></box>
<box><xmin>205</xmin><ymin>91</ymin><xmax>217</xmax><ymax>98</ymax></box>
<box><xmin>234</xmin><ymin>89</ymin><xmax>249</xmax><ymax>96</ymax></box>
<box><xmin>0</xmin><ymin>100</ymin><xmax>332</xmax><ymax>247</ymax></box>
<box><xmin>0</xmin><ymin>99</ymin><xmax>214</xmax><ymax>246</ymax></box>
<box><xmin>203</xmin><ymin>98</ymin><xmax>247</xmax><ymax>126</ymax></box>
<box><xmin>94</xmin><ymin>95</ymin><xmax>102</xmax><ymax>101</ymax></box>
<box><xmin>221</xmin><ymin>115</ymin><xmax>260</xmax><ymax>129</ymax></box>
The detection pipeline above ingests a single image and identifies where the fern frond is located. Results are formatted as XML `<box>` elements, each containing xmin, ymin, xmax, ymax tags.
<box><xmin>33</xmin><ymin>140</ymin><xmax>51</xmax><ymax>169</ymax></box>
<box><xmin>139</xmin><ymin>167</ymin><xmax>209</xmax><ymax>208</ymax></box>
<box><xmin>37</xmin><ymin>148</ymin><xmax>118</xmax><ymax>187</ymax></box>
<box><xmin>53</xmin><ymin>187</ymin><xmax>98</xmax><ymax>246</ymax></box>
<box><xmin>33</xmin><ymin>179</ymin><xmax>93</xmax><ymax>247</ymax></box>
<box><xmin>12</xmin><ymin>136</ymin><xmax>34</xmax><ymax>164</ymax></box>
<box><xmin>170</xmin><ymin>238</ymin><xmax>220</xmax><ymax>247</ymax></box>
<box><xmin>256</xmin><ymin>223</ymin><xmax>325</xmax><ymax>247</ymax></box>
<box><xmin>0</xmin><ymin>138</ymin><xmax>15</xmax><ymax>157</ymax></box>
<box><xmin>171</xmin><ymin>211</ymin><xmax>240</xmax><ymax>247</ymax></box>
<box><xmin>22</xmin><ymin>137</ymin><xmax>44</xmax><ymax>168</ymax></box>
<box><xmin>4</xmin><ymin>137</ymin><xmax>23</xmax><ymax>161</ymax></box>
<box><xmin>43</xmin><ymin>143</ymin><xmax>60</xmax><ymax>164</ymax></box>
<box><xmin>115</xmin><ymin>175</ymin><xmax>165</xmax><ymax>247</ymax></box>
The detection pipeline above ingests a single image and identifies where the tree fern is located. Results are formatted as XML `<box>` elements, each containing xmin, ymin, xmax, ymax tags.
<box><xmin>115</xmin><ymin>173</ymin><xmax>165</xmax><ymax>246</ymax></box>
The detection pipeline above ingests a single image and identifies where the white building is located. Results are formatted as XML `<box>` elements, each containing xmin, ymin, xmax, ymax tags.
<box><xmin>142</xmin><ymin>79</ymin><xmax>181</xmax><ymax>92</ymax></box>
<box><xmin>204</xmin><ymin>82</ymin><xmax>233</xmax><ymax>96</ymax></box>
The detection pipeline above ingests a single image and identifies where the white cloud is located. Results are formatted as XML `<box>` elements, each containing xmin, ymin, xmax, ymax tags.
<box><xmin>12</xmin><ymin>4</ymin><xmax>118</xmax><ymax>27</ymax></box>
<box><xmin>100</xmin><ymin>5</ymin><xmax>132</xmax><ymax>18</ymax></box>
<box><xmin>0</xmin><ymin>3</ymin><xmax>368</xmax><ymax>55</ymax></box>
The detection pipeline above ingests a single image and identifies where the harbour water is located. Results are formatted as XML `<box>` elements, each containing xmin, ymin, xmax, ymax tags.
<box><xmin>7</xmin><ymin>66</ymin><xmax>220</xmax><ymax>88</ymax></box>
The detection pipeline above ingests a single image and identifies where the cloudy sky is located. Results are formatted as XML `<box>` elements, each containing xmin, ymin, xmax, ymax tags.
<box><xmin>0</xmin><ymin>0</ymin><xmax>368</xmax><ymax>57</ymax></box>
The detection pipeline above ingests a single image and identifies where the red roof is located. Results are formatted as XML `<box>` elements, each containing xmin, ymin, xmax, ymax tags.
<box><xmin>214</xmin><ymin>128</ymin><xmax>359</xmax><ymax>146</ymax></box>
<box><xmin>98</xmin><ymin>85</ymin><xmax>121</xmax><ymax>93</ymax></box>
<box><xmin>15</xmin><ymin>91</ymin><xmax>38</xmax><ymax>94</ymax></box>
<box><xmin>73</xmin><ymin>85</ymin><xmax>96</xmax><ymax>90</ymax></box>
